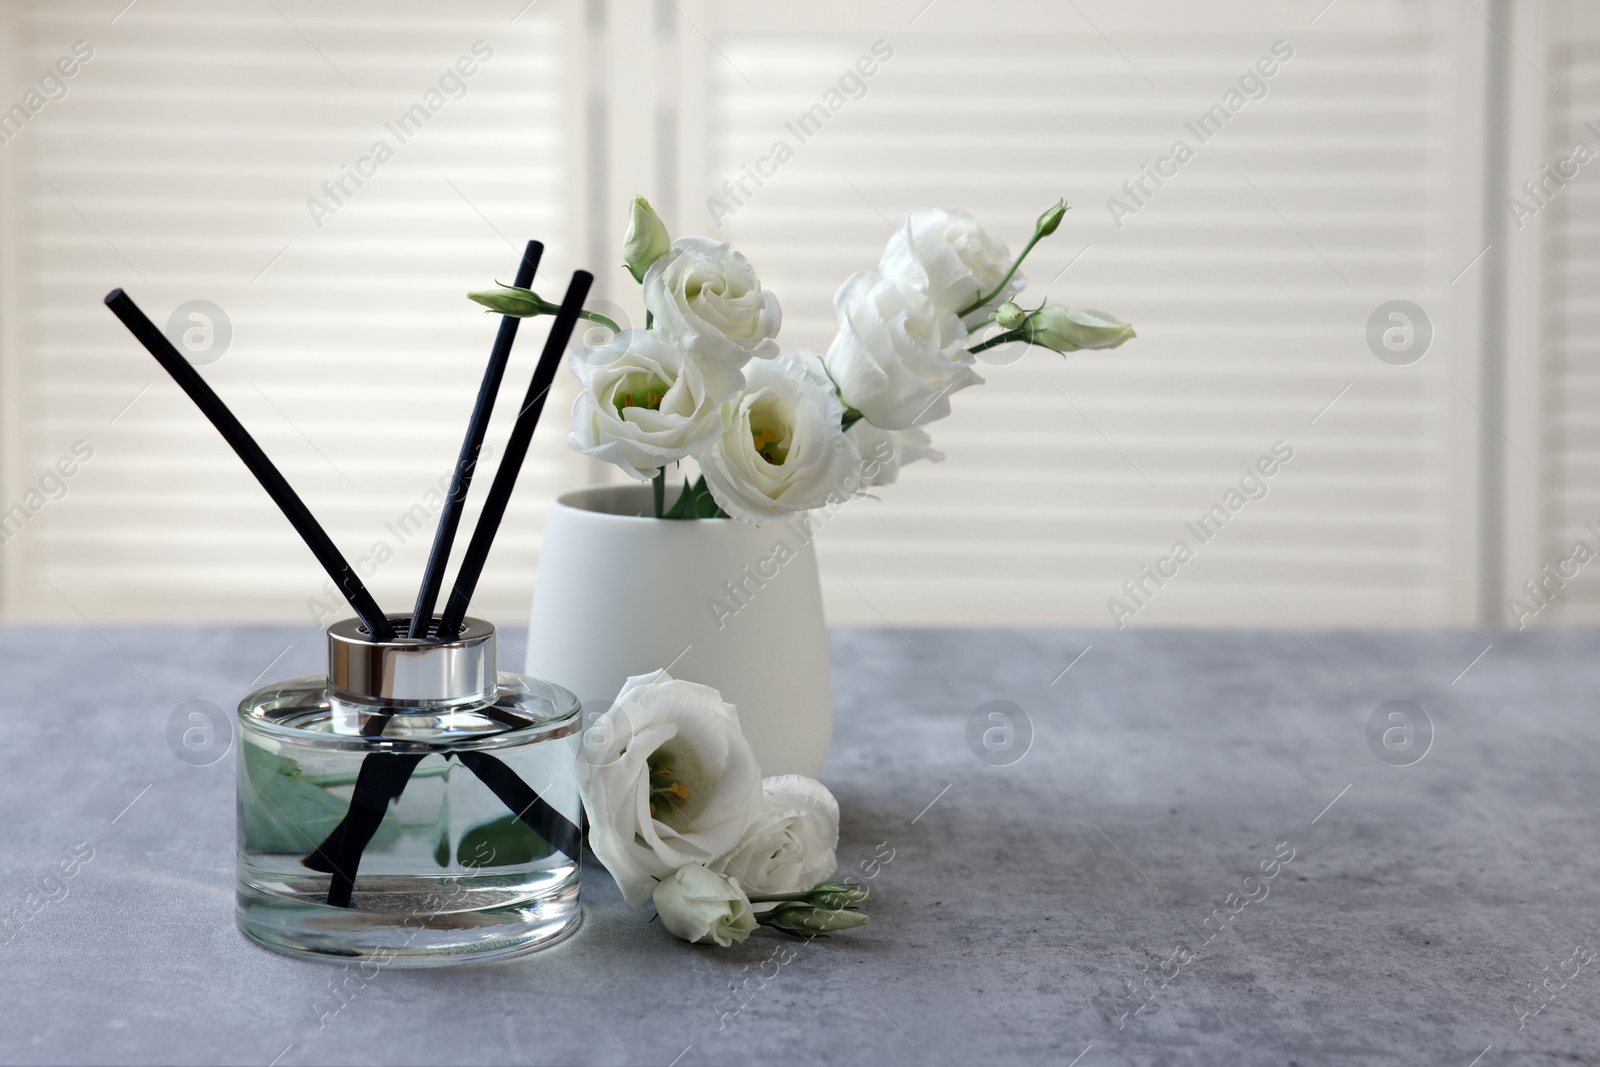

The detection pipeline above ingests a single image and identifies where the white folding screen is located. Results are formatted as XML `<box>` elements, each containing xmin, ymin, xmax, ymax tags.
<box><xmin>1527</xmin><ymin>1</ymin><xmax>1600</xmax><ymax>626</ymax></box>
<box><xmin>0</xmin><ymin>0</ymin><xmax>585</xmax><ymax>625</ymax></box>
<box><xmin>661</xmin><ymin>0</ymin><xmax>1492</xmax><ymax>627</ymax></box>
<box><xmin>0</xmin><ymin>0</ymin><xmax>1591</xmax><ymax>631</ymax></box>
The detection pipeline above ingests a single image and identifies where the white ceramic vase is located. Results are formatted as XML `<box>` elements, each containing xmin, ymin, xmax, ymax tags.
<box><xmin>526</xmin><ymin>484</ymin><xmax>832</xmax><ymax>777</ymax></box>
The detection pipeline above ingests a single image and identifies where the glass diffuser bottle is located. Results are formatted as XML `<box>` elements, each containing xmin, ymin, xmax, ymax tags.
<box><xmin>104</xmin><ymin>254</ymin><xmax>596</xmax><ymax>966</ymax></box>
<box><xmin>236</xmin><ymin>615</ymin><xmax>583</xmax><ymax>965</ymax></box>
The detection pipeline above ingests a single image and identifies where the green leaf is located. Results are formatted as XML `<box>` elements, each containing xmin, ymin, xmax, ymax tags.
<box><xmin>691</xmin><ymin>476</ymin><xmax>729</xmax><ymax>519</ymax></box>
<box><xmin>663</xmin><ymin>478</ymin><xmax>698</xmax><ymax>520</ymax></box>
<box><xmin>239</xmin><ymin>742</ymin><xmax>352</xmax><ymax>855</ymax></box>
<box><xmin>240</xmin><ymin>742</ymin><xmax>428</xmax><ymax>856</ymax></box>
<box><xmin>456</xmin><ymin>813</ymin><xmax>554</xmax><ymax>868</ymax></box>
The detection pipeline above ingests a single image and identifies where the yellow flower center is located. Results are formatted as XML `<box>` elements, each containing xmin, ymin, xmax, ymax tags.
<box><xmin>613</xmin><ymin>372</ymin><xmax>671</xmax><ymax>417</ymax></box>
<box><xmin>647</xmin><ymin>759</ymin><xmax>691</xmax><ymax>818</ymax></box>
<box><xmin>747</xmin><ymin>396</ymin><xmax>790</xmax><ymax>465</ymax></box>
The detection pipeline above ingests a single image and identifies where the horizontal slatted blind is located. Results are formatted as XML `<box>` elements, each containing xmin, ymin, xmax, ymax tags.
<box><xmin>1541</xmin><ymin>8</ymin><xmax>1600</xmax><ymax>623</ymax></box>
<box><xmin>9</xmin><ymin>0</ymin><xmax>581</xmax><ymax>626</ymax></box>
<box><xmin>698</xmin><ymin>0</ymin><xmax>1476</xmax><ymax>627</ymax></box>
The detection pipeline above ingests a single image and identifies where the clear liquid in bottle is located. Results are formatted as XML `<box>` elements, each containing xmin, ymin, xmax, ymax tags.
<box><xmin>235</xmin><ymin>617</ymin><xmax>582</xmax><ymax>966</ymax></box>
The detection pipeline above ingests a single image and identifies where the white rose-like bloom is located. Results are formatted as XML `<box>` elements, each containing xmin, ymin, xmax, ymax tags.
<box><xmin>698</xmin><ymin>353</ymin><xmax>861</xmax><ymax>526</ymax></box>
<box><xmin>713</xmin><ymin>775</ymin><xmax>840</xmax><ymax>899</ymax></box>
<box><xmin>643</xmin><ymin>236</ymin><xmax>781</xmax><ymax>366</ymax></box>
<box><xmin>652</xmin><ymin>864</ymin><xmax>759</xmax><ymax>947</ymax></box>
<box><xmin>824</xmin><ymin>272</ymin><xmax>982</xmax><ymax>430</ymax></box>
<box><xmin>567</xmin><ymin>329</ymin><xmax>743</xmax><ymax>481</ymax></box>
<box><xmin>879</xmin><ymin>207</ymin><xmax>1024</xmax><ymax>315</ymax></box>
<box><xmin>844</xmin><ymin>419</ymin><xmax>944</xmax><ymax>489</ymax></box>
<box><xmin>576</xmin><ymin>670</ymin><xmax>762</xmax><ymax>907</ymax></box>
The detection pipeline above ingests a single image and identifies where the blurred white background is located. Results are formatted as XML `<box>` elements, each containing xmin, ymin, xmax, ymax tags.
<box><xmin>0</xmin><ymin>0</ymin><xmax>1591</xmax><ymax>630</ymax></box>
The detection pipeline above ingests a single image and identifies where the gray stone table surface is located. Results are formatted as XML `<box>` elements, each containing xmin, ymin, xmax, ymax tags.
<box><xmin>1</xmin><ymin>623</ymin><xmax>1597</xmax><ymax>1066</ymax></box>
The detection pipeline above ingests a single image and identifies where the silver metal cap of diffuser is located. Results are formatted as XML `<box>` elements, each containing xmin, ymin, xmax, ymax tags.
<box><xmin>327</xmin><ymin>615</ymin><xmax>498</xmax><ymax>709</ymax></box>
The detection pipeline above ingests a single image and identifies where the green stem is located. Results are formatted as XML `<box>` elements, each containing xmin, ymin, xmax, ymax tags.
<box><xmin>652</xmin><ymin>468</ymin><xmax>665</xmax><ymax>519</ymax></box>
<box><xmin>747</xmin><ymin>890</ymin><xmax>818</xmax><ymax>904</ymax></box>
<box><xmin>509</xmin><ymin>288</ymin><xmax>621</xmax><ymax>333</ymax></box>
<box><xmin>955</xmin><ymin>230</ymin><xmax>1047</xmax><ymax>318</ymax></box>
<box><xmin>580</xmin><ymin>309</ymin><xmax>621</xmax><ymax>333</ymax></box>
<box><xmin>967</xmin><ymin>328</ymin><xmax>1027</xmax><ymax>355</ymax></box>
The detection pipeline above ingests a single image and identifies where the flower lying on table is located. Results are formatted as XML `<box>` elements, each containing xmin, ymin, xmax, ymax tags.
<box><xmin>470</xmin><ymin>193</ymin><xmax>1134</xmax><ymax>524</ymax></box>
<box><xmin>576</xmin><ymin>671</ymin><xmax>869</xmax><ymax>945</ymax></box>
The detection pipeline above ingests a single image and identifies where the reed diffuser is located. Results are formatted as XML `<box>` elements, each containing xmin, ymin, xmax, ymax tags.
<box><xmin>105</xmin><ymin>245</ymin><xmax>597</xmax><ymax>965</ymax></box>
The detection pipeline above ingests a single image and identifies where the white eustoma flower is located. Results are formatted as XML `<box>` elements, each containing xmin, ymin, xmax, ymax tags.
<box><xmin>844</xmin><ymin>419</ymin><xmax>944</xmax><ymax>489</ymax></box>
<box><xmin>713</xmin><ymin>775</ymin><xmax>840</xmax><ymax>899</ymax></box>
<box><xmin>698</xmin><ymin>353</ymin><xmax>861</xmax><ymax>525</ymax></box>
<box><xmin>652</xmin><ymin>864</ymin><xmax>758</xmax><ymax>947</ymax></box>
<box><xmin>643</xmin><ymin>236</ymin><xmax>781</xmax><ymax>366</ymax></box>
<box><xmin>566</xmin><ymin>329</ymin><xmax>743</xmax><ymax>481</ymax></box>
<box><xmin>879</xmin><ymin>207</ymin><xmax>1023</xmax><ymax>315</ymax></box>
<box><xmin>576</xmin><ymin>670</ymin><xmax>763</xmax><ymax>907</ymax></box>
<box><xmin>823</xmin><ymin>272</ymin><xmax>982</xmax><ymax>430</ymax></box>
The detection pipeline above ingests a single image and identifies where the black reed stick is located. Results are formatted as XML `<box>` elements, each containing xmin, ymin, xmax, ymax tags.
<box><xmin>312</xmin><ymin>268</ymin><xmax>591</xmax><ymax>908</ymax></box>
<box><xmin>408</xmin><ymin>241</ymin><xmax>544</xmax><ymax>639</ymax></box>
<box><xmin>311</xmin><ymin>752</ymin><xmax>426</xmax><ymax>909</ymax></box>
<box><xmin>104</xmin><ymin>289</ymin><xmax>395</xmax><ymax>641</ymax></box>
<box><xmin>438</xmin><ymin>270</ymin><xmax>594</xmax><ymax>636</ymax></box>
<box><xmin>307</xmin><ymin>750</ymin><xmax>583</xmax><ymax>907</ymax></box>
<box><xmin>454</xmin><ymin>751</ymin><xmax>583</xmax><ymax>859</ymax></box>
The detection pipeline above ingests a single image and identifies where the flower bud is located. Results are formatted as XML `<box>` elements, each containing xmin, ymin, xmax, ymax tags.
<box><xmin>1035</xmin><ymin>199</ymin><xmax>1068</xmax><ymax>237</ymax></box>
<box><xmin>467</xmin><ymin>285</ymin><xmax>547</xmax><ymax>317</ymax></box>
<box><xmin>807</xmin><ymin>881</ymin><xmax>870</xmax><ymax>908</ymax></box>
<box><xmin>994</xmin><ymin>301</ymin><xmax>1027</xmax><ymax>330</ymax></box>
<box><xmin>763</xmin><ymin>904</ymin><xmax>871</xmax><ymax>937</ymax></box>
<box><xmin>624</xmin><ymin>195</ymin><xmax>672</xmax><ymax>283</ymax></box>
<box><xmin>1024</xmin><ymin>305</ymin><xmax>1135</xmax><ymax>352</ymax></box>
